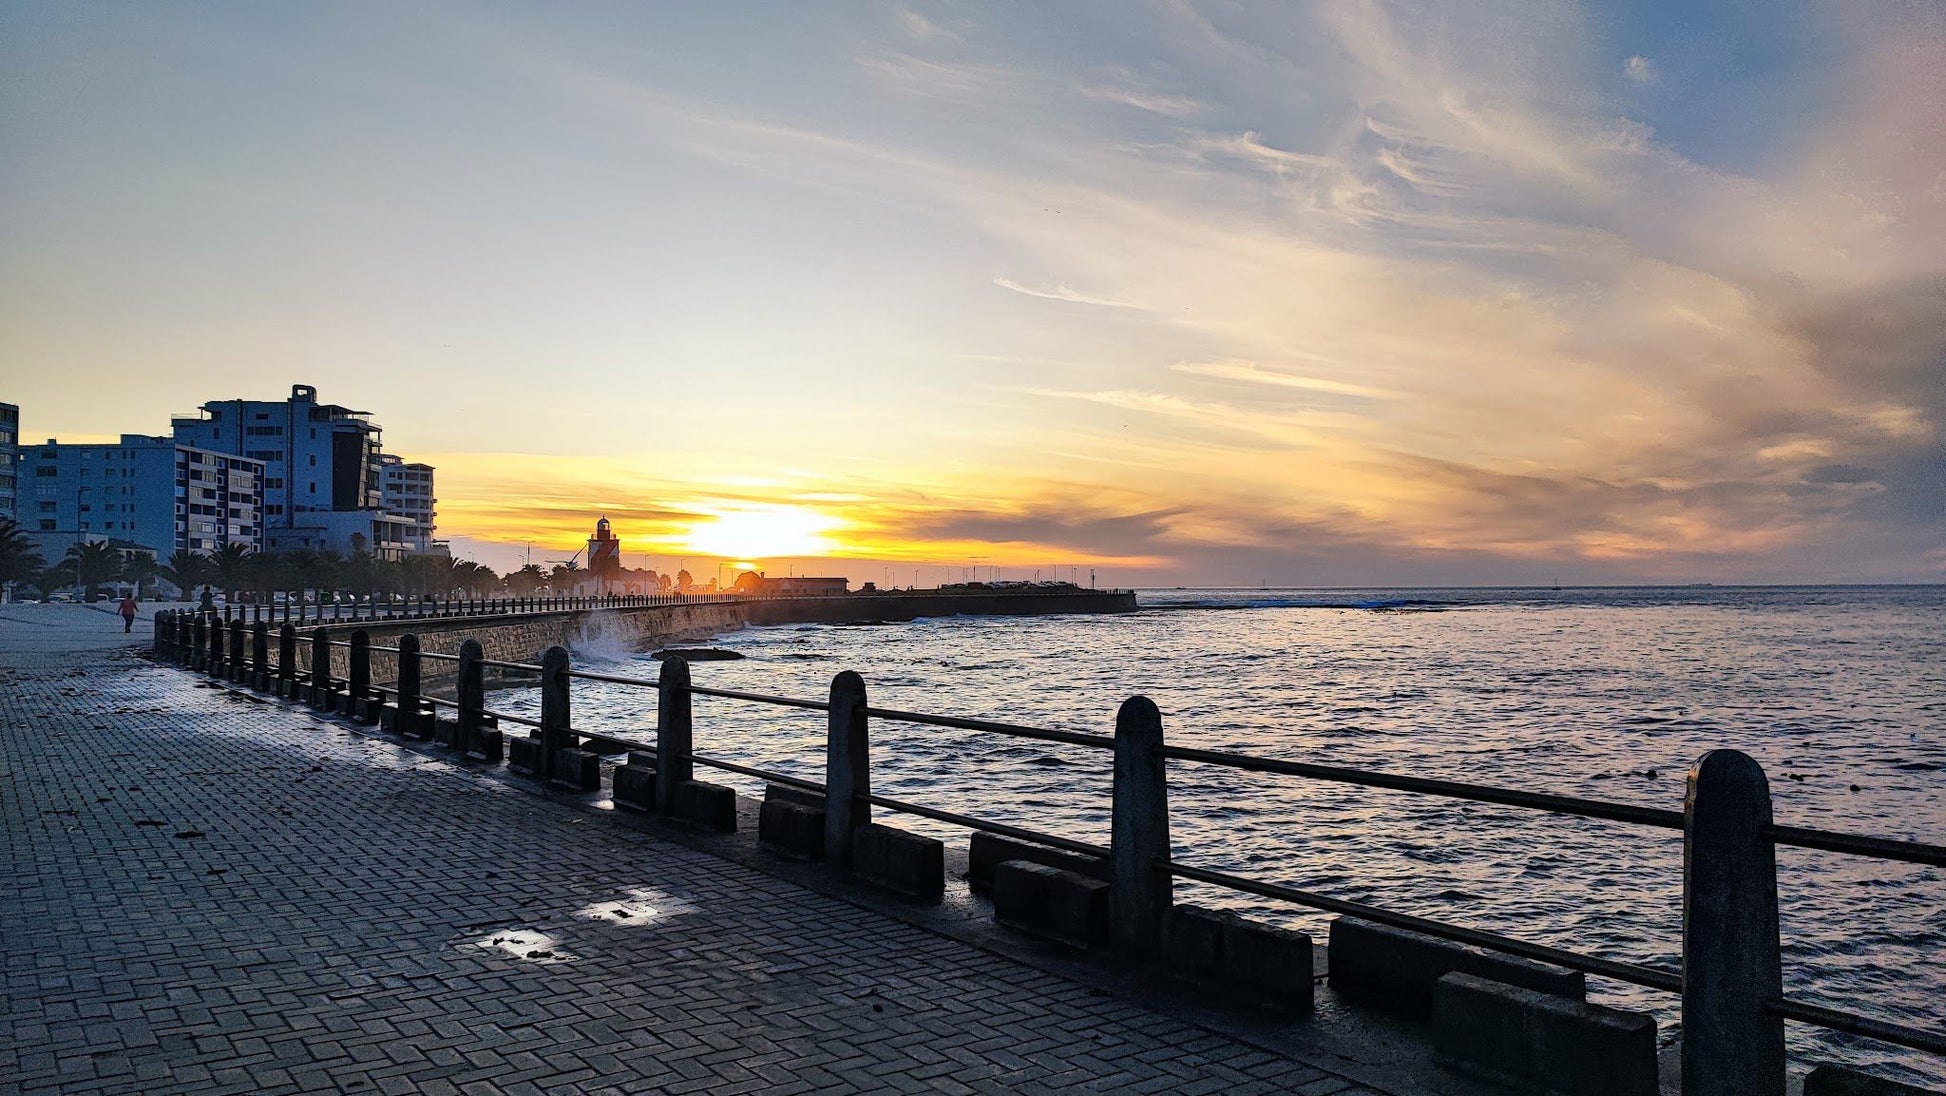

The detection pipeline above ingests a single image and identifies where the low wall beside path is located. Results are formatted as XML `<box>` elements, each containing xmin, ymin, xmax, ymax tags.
<box><xmin>168</xmin><ymin>588</ymin><xmax>1139</xmax><ymax>693</ymax></box>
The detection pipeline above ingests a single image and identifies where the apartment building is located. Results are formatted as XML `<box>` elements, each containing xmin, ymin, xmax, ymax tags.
<box><xmin>17</xmin><ymin>435</ymin><xmax>263</xmax><ymax>560</ymax></box>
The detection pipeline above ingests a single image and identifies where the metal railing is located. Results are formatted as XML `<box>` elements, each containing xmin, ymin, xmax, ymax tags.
<box><xmin>151</xmin><ymin>613</ymin><xmax>1946</xmax><ymax>1090</ymax></box>
<box><xmin>190</xmin><ymin>590</ymin><xmax>765</xmax><ymax>631</ymax></box>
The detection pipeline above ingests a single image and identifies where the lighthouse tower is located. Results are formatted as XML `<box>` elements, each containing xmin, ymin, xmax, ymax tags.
<box><xmin>587</xmin><ymin>516</ymin><xmax>621</xmax><ymax>594</ymax></box>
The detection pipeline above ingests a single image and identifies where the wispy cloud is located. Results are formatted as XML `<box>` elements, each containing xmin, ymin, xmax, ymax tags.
<box><xmin>1623</xmin><ymin>55</ymin><xmax>1658</xmax><ymax>84</ymax></box>
<box><xmin>1073</xmin><ymin>80</ymin><xmax>1204</xmax><ymax>119</ymax></box>
<box><xmin>1170</xmin><ymin>359</ymin><xmax>1400</xmax><ymax>400</ymax></box>
<box><xmin>990</xmin><ymin>276</ymin><xmax>1148</xmax><ymax>310</ymax></box>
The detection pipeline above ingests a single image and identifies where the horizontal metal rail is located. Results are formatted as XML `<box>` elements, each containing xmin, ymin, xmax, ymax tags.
<box><xmin>1163</xmin><ymin>857</ymin><xmax>1683</xmax><ymax>993</ymax></box>
<box><xmin>1159</xmin><ymin>743</ymin><xmax>1686</xmax><ymax>830</ymax></box>
<box><xmin>678</xmin><ymin>750</ymin><xmax>1112</xmax><ymax>859</ymax></box>
<box><xmin>688</xmin><ymin>684</ymin><xmax>831</xmax><ymax>713</ymax></box>
<box><xmin>860</xmin><ymin>790</ymin><xmax>1110</xmax><ymax>859</ymax></box>
<box><xmin>1767</xmin><ymin>995</ymin><xmax>1946</xmax><ymax>1057</ymax></box>
<box><xmin>478</xmin><ymin>658</ymin><xmax>543</xmax><ymax>673</ymax></box>
<box><xmin>416</xmin><ymin>651</ymin><xmax>462</xmax><ymax>663</ymax></box>
<box><xmin>866</xmin><ymin>706</ymin><xmax>1116</xmax><ymax>751</ymax></box>
<box><xmin>687</xmin><ymin>752</ymin><xmax>824</xmax><ymax>795</ymax></box>
<box><xmin>575</xmin><ymin>730</ymin><xmax>651</xmax><ymax>753</ymax></box>
<box><xmin>1161</xmin><ymin>744</ymin><xmax>1945</xmax><ymax>867</ymax></box>
<box><xmin>564</xmin><ymin>668</ymin><xmax>660</xmax><ymax>688</ymax></box>
<box><xmin>1769</xmin><ymin>824</ymin><xmax>1946</xmax><ymax>869</ymax></box>
<box><xmin>482</xmin><ymin>708</ymin><xmax>542</xmax><ymax>730</ymax></box>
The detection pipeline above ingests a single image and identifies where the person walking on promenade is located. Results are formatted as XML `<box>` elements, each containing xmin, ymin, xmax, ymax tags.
<box><xmin>118</xmin><ymin>593</ymin><xmax>139</xmax><ymax>633</ymax></box>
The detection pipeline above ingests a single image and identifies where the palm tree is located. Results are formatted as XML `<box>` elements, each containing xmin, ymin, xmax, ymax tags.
<box><xmin>0</xmin><ymin>518</ymin><xmax>46</xmax><ymax>592</ymax></box>
<box><xmin>282</xmin><ymin>549</ymin><xmax>320</xmax><ymax>604</ymax></box>
<box><xmin>506</xmin><ymin>563</ymin><xmax>546</xmax><ymax>596</ymax></box>
<box><xmin>211</xmin><ymin>542</ymin><xmax>252</xmax><ymax>601</ymax></box>
<box><xmin>341</xmin><ymin>549</ymin><xmax>379</xmax><ymax>599</ymax></box>
<box><xmin>455</xmin><ymin>560</ymin><xmax>499</xmax><ymax>596</ymax></box>
<box><xmin>161</xmin><ymin>549</ymin><xmax>212</xmax><ymax>602</ymax></box>
<box><xmin>405</xmin><ymin>553</ymin><xmax>464</xmax><ymax>598</ymax></box>
<box><xmin>59</xmin><ymin>541</ymin><xmax>122</xmax><ymax>603</ymax></box>
<box><xmin>310</xmin><ymin>549</ymin><xmax>345</xmax><ymax>604</ymax></box>
<box><xmin>237</xmin><ymin>550</ymin><xmax>284</xmax><ymax>604</ymax></box>
<box><xmin>119</xmin><ymin>551</ymin><xmax>159</xmax><ymax>599</ymax></box>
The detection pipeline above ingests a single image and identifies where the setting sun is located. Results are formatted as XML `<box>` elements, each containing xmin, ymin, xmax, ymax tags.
<box><xmin>683</xmin><ymin>507</ymin><xmax>841</xmax><ymax>560</ymax></box>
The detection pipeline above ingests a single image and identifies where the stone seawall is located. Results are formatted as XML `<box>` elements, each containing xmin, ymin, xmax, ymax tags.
<box><xmin>317</xmin><ymin>590</ymin><xmax>1135</xmax><ymax>690</ymax></box>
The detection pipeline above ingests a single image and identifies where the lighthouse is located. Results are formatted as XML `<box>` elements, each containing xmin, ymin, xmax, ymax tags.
<box><xmin>587</xmin><ymin>516</ymin><xmax>621</xmax><ymax>594</ymax></box>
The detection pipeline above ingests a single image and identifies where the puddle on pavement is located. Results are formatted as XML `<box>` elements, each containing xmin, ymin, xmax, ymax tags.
<box><xmin>458</xmin><ymin>927</ymin><xmax>578</xmax><ymax>965</ymax></box>
<box><xmin>572</xmin><ymin>885</ymin><xmax>697</xmax><ymax>926</ymax></box>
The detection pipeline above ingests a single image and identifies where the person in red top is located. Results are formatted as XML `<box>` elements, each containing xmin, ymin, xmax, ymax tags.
<box><xmin>118</xmin><ymin>594</ymin><xmax>139</xmax><ymax>633</ymax></box>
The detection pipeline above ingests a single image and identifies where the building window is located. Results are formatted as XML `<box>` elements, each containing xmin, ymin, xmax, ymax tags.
<box><xmin>35</xmin><ymin>466</ymin><xmax>57</xmax><ymax>477</ymax></box>
<box><xmin>38</xmin><ymin>520</ymin><xmax>54</xmax><ymax>530</ymax></box>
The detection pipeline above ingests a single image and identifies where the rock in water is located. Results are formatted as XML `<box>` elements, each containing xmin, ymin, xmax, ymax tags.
<box><xmin>650</xmin><ymin>648</ymin><xmax>745</xmax><ymax>662</ymax></box>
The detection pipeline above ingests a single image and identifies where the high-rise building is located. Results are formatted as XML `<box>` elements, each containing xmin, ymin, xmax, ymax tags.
<box><xmin>379</xmin><ymin>454</ymin><xmax>437</xmax><ymax>555</ymax></box>
<box><xmin>0</xmin><ymin>402</ymin><xmax>18</xmax><ymax>523</ymax></box>
<box><xmin>16</xmin><ymin>435</ymin><xmax>263</xmax><ymax>561</ymax></box>
<box><xmin>172</xmin><ymin>384</ymin><xmax>413</xmax><ymax>558</ymax></box>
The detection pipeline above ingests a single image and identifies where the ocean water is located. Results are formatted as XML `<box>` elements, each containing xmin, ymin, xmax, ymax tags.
<box><xmin>494</xmin><ymin>585</ymin><xmax>1946</xmax><ymax>1083</ymax></box>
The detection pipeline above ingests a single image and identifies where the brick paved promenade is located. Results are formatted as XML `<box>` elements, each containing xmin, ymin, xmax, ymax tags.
<box><xmin>2</xmin><ymin>605</ymin><xmax>1392</xmax><ymax>1095</ymax></box>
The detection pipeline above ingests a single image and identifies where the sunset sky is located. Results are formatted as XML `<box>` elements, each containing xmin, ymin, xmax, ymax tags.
<box><xmin>5</xmin><ymin>2</ymin><xmax>1941</xmax><ymax>585</ymax></box>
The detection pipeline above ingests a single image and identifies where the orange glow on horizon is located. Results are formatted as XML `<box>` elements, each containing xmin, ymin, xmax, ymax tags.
<box><xmin>423</xmin><ymin>451</ymin><xmax>1174</xmax><ymax>572</ymax></box>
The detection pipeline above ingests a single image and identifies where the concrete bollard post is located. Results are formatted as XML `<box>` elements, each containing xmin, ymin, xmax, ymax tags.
<box><xmin>228</xmin><ymin>619</ymin><xmax>246</xmax><ymax>682</ymax></box>
<box><xmin>457</xmin><ymin>639</ymin><xmax>484</xmax><ymax>754</ymax></box>
<box><xmin>1110</xmin><ymin>695</ymin><xmax>1171</xmax><ymax>957</ymax></box>
<box><xmin>251</xmin><ymin>621</ymin><xmax>269</xmax><ymax>687</ymax></box>
<box><xmin>310</xmin><ymin>626</ymin><xmax>332</xmax><ymax>708</ymax></box>
<box><xmin>397</xmin><ymin>633</ymin><xmax>421</xmax><ymax>712</ymax></box>
<box><xmin>1682</xmin><ymin>750</ymin><xmax>1785</xmax><ymax>1096</ymax></box>
<box><xmin>825</xmin><ymin>671</ymin><xmax>871</xmax><ymax>869</ymax></box>
<box><xmin>206</xmin><ymin>613</ymin><xmax>225</xmax><ymax>677</ymax></box>
<box><xmin>655</xmin><ymin>657</ymin><xmax>693</xmax><ymax>814</ymax></box>
<box><xmin>278</xmin><ymin>624</ymin><xmax>297</xmax><ymax>691</ymax></box>
<box><xmin>348</xmin><ymin>630</ymin><xmax>371</xmax><ymax>708</ymax></box>
<box><xmin>540</xmin><ymin>645</ymin><xmax>572</xmax><ymax>779</ymax></box>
